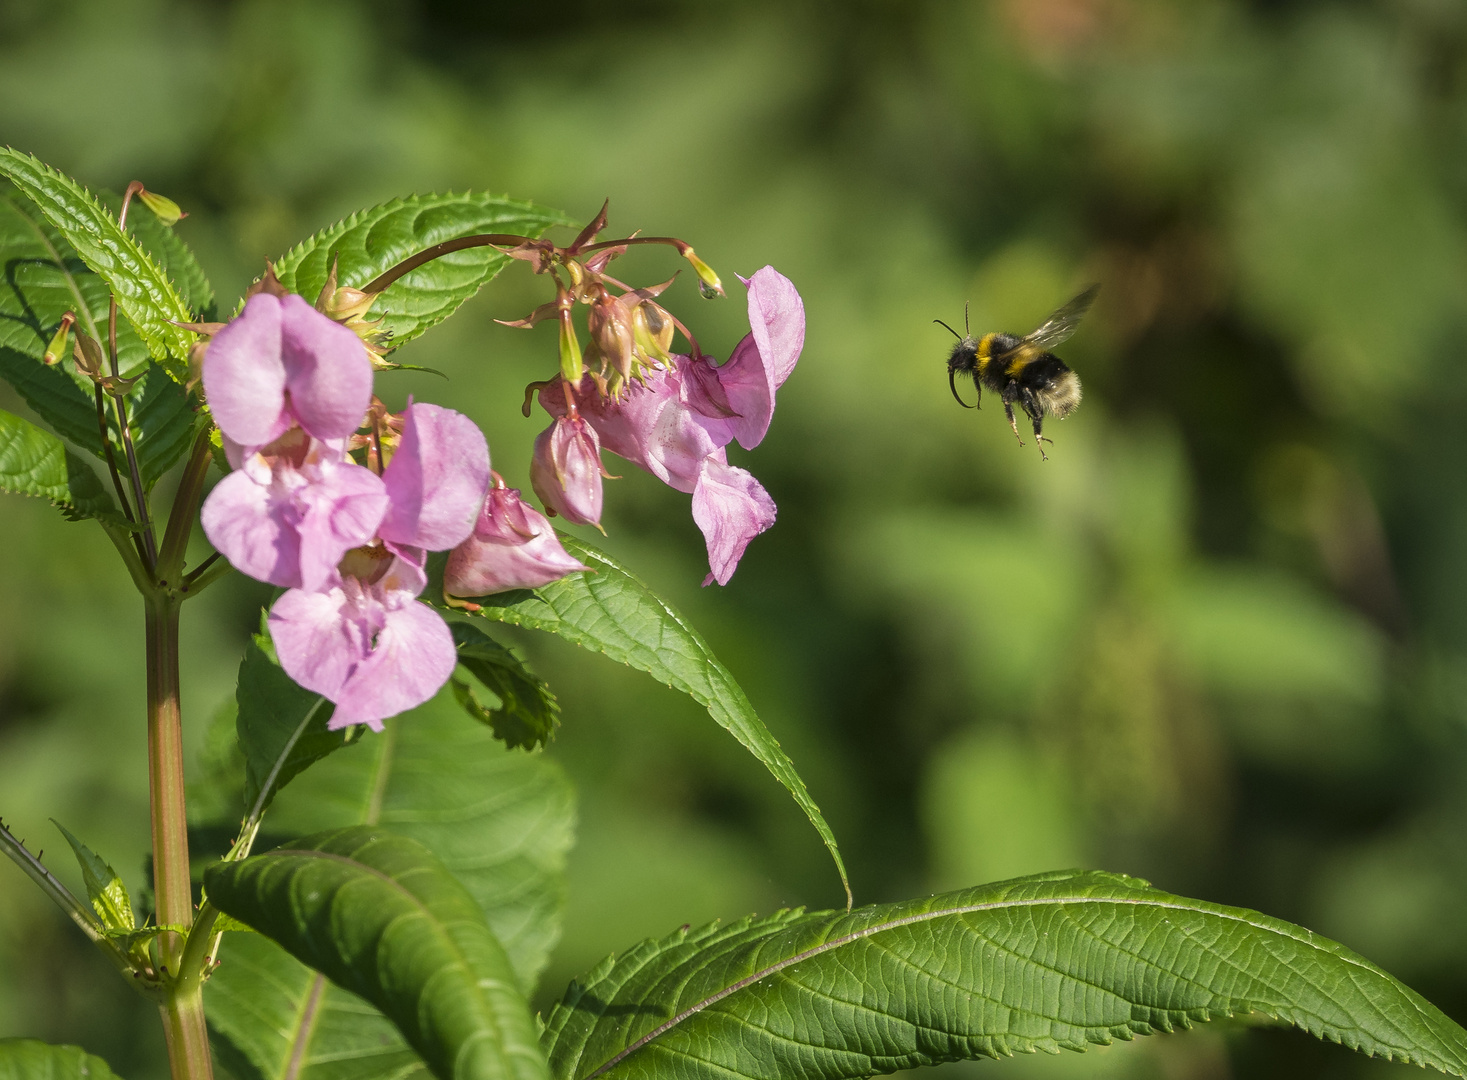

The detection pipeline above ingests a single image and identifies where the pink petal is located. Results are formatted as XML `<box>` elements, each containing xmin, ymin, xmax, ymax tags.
<box><xmin>203</xmin><ymin>294</ymin><xmax>287</xmax><ymax>447</ymax></box>
<box><xmin>295</xmin><ymin>462</ymin><xmax>391</xmax><ymax>592</ymax></box>
<box><xmin>692</xmin><ymin>455</ymin><xmax>777</xmax><ymax>586</ymax></box>
<box><xmin>201</xmin><ymin>467</ymin><xmax>302</xmax><ymax>587</ymax></box>
<box><xmin>530</xmin><ymin>417</ymin><xmax>603</xmax><ymax>526</ymax></box>
<box><xmin>444</xmin><ymin>487</ymin><xmax>590</xmax><ymax>595</ymax></box>
<box><xmin>268</xmin><ymin>587</ymin><xmax>364</xmax><ymax>705</ymax></box>
<box><xmin>378</xmin><ymin>403</ymin><xmax>491</xmax><ymax>550</ymax></box>
<box><xmin>328</xmin><ymin>602</ymin><xmax>457</xmax><ymax>730</ymax></box>
<box><xmin>718</xmin><ymin>267</ymin><xmax>805</xmax><ymax>450</ymax></box>
<box><xmin>279</xmin><ymin>295</ymin><xmax>375</xmax><ymax>440</ymax></box>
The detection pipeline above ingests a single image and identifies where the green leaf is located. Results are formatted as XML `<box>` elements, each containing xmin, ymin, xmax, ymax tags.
<box><xmin>272</xmin><ymin>192</ymin><xmax>573</xmax><ymax>351</ymax></box>
<box><xmin>205</xmin><ymin>690</ymin><xmax>575</xmax><ymax>1080</ymax></box>
<box><xmin>461</xmin><ymin>535</ymin><xmax>851</xmax><ymax>905</ymax></box>
<box><xmin>0</xmin><ymin>150</ymin><xmax>196</xmax><ymax>377</ymax></box>
<box><xmin>0</xmin><ymin>409</ymin><xmax>119</xmax><ymax>522</ymax></box>
<box><xmin>50</xmin><ymin>821</ymin><xmax>133</xmax><ymax>933</ymax></box>
<box><xmin>204</xmin><ymin>827</ymin><xmax>549</xmax><ymax>1080</ymax></box>
<box><xmin>451</xmin><ymin>622</ymin><xmax>560</xmax><ymax>749</ymax></box>
<box><xmin>99</xmin><ymin>191</ymin><xmax>215</xmax><ymax>319</ymax></box>
<box><xmin>0</xmin><ymin>192</ymin><xmax>199</xmax><ymax>486</ymax></box>
<box><xmin>234</xmin><ymin>631</ymin><xmax>344</xmax><ymax>821</ymax></box>
<box><xmin>543</xmin><ymin>869</ymin><xmax>1467</xmax><ymax>1080</ymax></box>
<box><xmin>0</xmin><ymin>1040</ymin><xmax>123</xmax><ymax>1080</ymax></box>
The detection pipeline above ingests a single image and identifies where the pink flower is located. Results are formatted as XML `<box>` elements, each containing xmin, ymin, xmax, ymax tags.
<box><xmin>200</xmin><ymin>428</ymin><xmax>387</xmax><ymax>591</ymax></box>
<box><xmin>203</xmin><ymin>293</ymin><xmax>373</xmax><ymax>449</ymax></box>
<box><xmin>530</xmin><ymin>266</ymin><xmax>801</xmax><ymax>585</ymax></box>
<box><xmin>444</xmin><ymin>483</ymin><xmax>590</xmax><ymax>596</ymax></box>
<box><xmin>266</xmin><ymin>403</ymin><xmax>492</xmax><ymax>729</ymax></box>
<box><xmin>530</xmin><ymin>414</ymin><xmax>605</xmax><ymax>526</ymax></box>
<box><xmin>269</xmin><ymin>548</ymin><xmax>455</xmax><ymax>731</ymax></box>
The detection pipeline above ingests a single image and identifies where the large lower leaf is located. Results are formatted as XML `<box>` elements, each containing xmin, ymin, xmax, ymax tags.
<box><xmin>206</xmin><ymin>690</ymin><xmax>575</xmax><ymax>1080</ymax></box>
<box><xmin>272</xmin><ymin>192</ymin><xmax>573</xmax><ymax>350</ymax></box>
<box><xmin>0</xmin><ymin>193</ymin><xmax>198</xmax><ymax>485</ymax></box>
<box><xmin>0</xmin><ymin>409</ymin><xmax>119</xmax><ymax>522</ymax></box>
<box><xmin>543</xmin><ymin>869</ymin><xmax>1467</xmax><ymax>1080</ymax></box>
<box><xmin>0</xmin><ymin>1040</ymin><xmax>123</xmax><ymax>1080</ymax></box>
<box><xmin>458</xmin><ymin>535</ymin><xmax>851</xmax><ymax>904</ymax></box>
<box><xmin>204</xmin><ymin>828</ymin><xmax>548</xmax><ymax>1080</ymax></box>
<box><xmin>0</xmin><ymin>150</ymin><xmax>195</xmax><ymax>375</ymax></box>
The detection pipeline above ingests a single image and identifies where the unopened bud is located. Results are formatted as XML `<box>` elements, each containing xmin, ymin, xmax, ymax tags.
<box><xmin>631</xmin><ymin>301</ymin><xmax>675</xmax><ymax>362</ymax></box>
<box><xmin>43</xmin><ymin>313</ymin><xmax>75</xmax><ymax>366</ymax></box>
<box><xmin>137</xmin><ymin>188</ymin><xmax>187</xmax><ymax>226</ymax></box>
<box><xmin>72</xmin><ymin>330</ymin><xmax>105</xmax><ymax>378</ymax></box>
<box><xmin>558</xmin><ymin>310</ymin><xmax>584</xmax><ymax>383</ymax></box>
<box><xmin>324</xmin><ymin>286</ymin><xmax>378</xmax><ymax>322</ymax></box>
<box><xmin>683</xmin><ymin>249</ymin><xmax>724</xmax><ymax>298</ymax></box>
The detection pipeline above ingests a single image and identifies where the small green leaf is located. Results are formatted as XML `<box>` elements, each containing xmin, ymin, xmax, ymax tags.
<box><xmin>0</xmin><ymin>150</ymin><xmax>196</xmax><ymax>377</ymax></box>
<box><xmin>452</xmin><ymin>623</ymin><xmax>560</xmax><ymax>749</ymax></box>
<box><xmin>50</xmin><ymin>821</ymin><xmax>133</xmax><ymax>932</ymax></box>
<box><xmin>204</xmin><ymin>827</ymin><xmax>549</xmax><ymax>1080</ymax></box>
<box><xmin>544</xmin><ymin>869</ymin><xmax>1467</xmax><ymax>1080</ymax></box>
<box><xmin>235</xmin><ymin>630</ymin><xmax>345</xmax><ymax>821</ymax></box>
<box><xmin>0</xmin><ymin>409</ymin><xmax>120</xmax><ymax>523</ymax></box>
<box><xmin>461</xmin><ymin>535</ymin><xmax>851</xmax><ymax>905</ymax></box>
<box><xmin>272</xmin><ymin>192</ymin><xmax>574</xmax><ymax>351</ymax></box>
<box><xmin>0</xmin><ymin>192</ymin><xmax>199</xmax><ymax>485</ymax></box>
<box><xmin>0</xmin><ymin>1039</ymin><xmax>124</xmax><ymax>1080</ymax></box>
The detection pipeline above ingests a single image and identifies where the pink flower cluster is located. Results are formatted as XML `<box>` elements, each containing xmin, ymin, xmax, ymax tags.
<box><xmin>529</xmin><ymin>266</ymin><xmax>804</xmax><ymax>585</ymax></box>
<box><xmin>200</xmin><ymin>293</ymin><xmax>587</xmax><ymax>729</ymax></box>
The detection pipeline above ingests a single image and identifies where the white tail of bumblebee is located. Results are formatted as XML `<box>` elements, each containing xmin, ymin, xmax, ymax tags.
<box><xmin>1039</xmin><ymin>371</ymin><xmax>1082</xmax><ymax>418</ymax></box>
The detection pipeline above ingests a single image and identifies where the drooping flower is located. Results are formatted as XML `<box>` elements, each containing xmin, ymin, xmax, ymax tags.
<box><xmin>444</xmin><ymin>480</ymin><xmax>590</xmax><ymax>597</ymax></box>
<box><xmin>203</xmin><ymin>292</ymin><xmax>374</xmax><ymax>449</ymax></box>
<box><xmin>531</xmin><ymin>266</ymin><xmax>803</xmax><ymax>585</ymax></box>
<box><xmin>530</xmin><ymin>413</ymin><xmax>605</xmax><ymax>526</ymax></box>
<box><xmin>266</xmin><ymin>402</ymin><xmax>492</xmax><ymax>729</ymax></box>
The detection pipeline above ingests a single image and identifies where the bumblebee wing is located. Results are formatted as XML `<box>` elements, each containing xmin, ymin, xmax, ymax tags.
<box><xmin>1023</xmin><ymin>284</ymin><xmax>1099</xmax><ymax>352</ymax></box>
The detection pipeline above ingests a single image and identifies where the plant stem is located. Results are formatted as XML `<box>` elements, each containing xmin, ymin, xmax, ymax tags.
<box><xmin>146</xmin><ymin>593</ymin><xmax>212</xmax><ymax>1080</ymax></box>
<box><xmin>361</xmin><ymin>232</ymin><xmax>535</xmax><ymax>293</ymax></box>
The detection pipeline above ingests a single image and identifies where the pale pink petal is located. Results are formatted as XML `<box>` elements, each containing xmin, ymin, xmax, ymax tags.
<box><xmin>201</xmin><ymin>467</ymin><xmax>302</xmax><ymax>587</ymax></box>
<box><xmin>203</xmin><ymin>294</ymin><xmax>287</xmax><ymax>447</ymax></box>
<box><xmin>378</xmin><ymin>403</ymin><xmax>491</xmax><ymax>550</ymax></box>
<box><xmin>268</xmin><ymin>586</ymin><xmax>364</xmax><ymax>704</ymax></box>
<box><xmin>328</xmin><ymin>602</ymin><xmax>457</xmax><ymax>730</ymax></box>
<box><xmin>718</xmin><ymin>267</ymin><xmax>805</xmax><ymax>450</ymax></box>
<box><xmin>530</xmin><ymin>417</ymin><xmax>603</xmax><ymax>526</ymax></box>
<box><xmin>279</xmin><ymin>294</ymin><xmax>375</xmax><ymax>440</ymax></box>
<box><xmin>444</xmin><ymin>487</ymin><xmax>590</xmax><ymax>595</ymax></box>
<box><xmin>294</xmin><ymin>463</ymin><xmax>390</xmax><ymax>592</ymax></box>
<box><xmin>691</xmin><ymin>455</ymin><xmax>777</xmax><ymax>586</ymax></box>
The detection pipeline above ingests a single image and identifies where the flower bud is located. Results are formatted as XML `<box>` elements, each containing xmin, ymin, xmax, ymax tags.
<box><xmin>630</xmin><ymin>300</ymin><xmax>675</xmax><ymax>363</ymax></box>
<box><xmin>559</xmin><ymin>306</ymin><xmax>584</xmax><ymax>383</ymax></box>
<box><xmin>530</xmin><ymin>415</ymin><xmax>604</xmax><ymax>527</ymax></box>
<box><xmin>137</xmin><ymin>187</ymin><xmax>187</xmax><ymax>226</ymax></box>
<box><xmin>43</xmin><ymin>313</ymin><xmax>75</xmax><ymax>366</ymax></box>
<box><xmin>588</xmin><ymin>294</ymin><xmax>636</xmax><ymax>382</ymax></box>
<box><xmin>682</xmin><ymin>248</ymin><xmax>724</xmax><ymax>298</ymax></box>
<box><xmin>444</xmin><ymin>483</ymin><xmax>590</xmax><ymax>596</ymax></box>
<box><xmin>72</xmin><ymin>329</ymin><xmax>105</xmax><ymax>378</ymax></box>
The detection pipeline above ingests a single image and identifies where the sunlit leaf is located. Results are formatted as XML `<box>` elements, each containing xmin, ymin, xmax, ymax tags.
<box><xmin>0</xmin><ymin>150</ymin><xmax>195</xmax><ymax>377</ymax></box>
<box><xmin>0</xmin><ymin>1039</ymin><xmax>124</xmax><ymax>1080</ymax></box>
<box><xmin>51</xmin><ymin>821</ymin><xmax>133</xmax><ymax>933</ymax></box>
<box><xmin>0</xmin><ymin>409</ymin><xmax>120</xmax><ymax>523</ymax></box>
<box><xmin>272</xmin><ymin>192</ymin><xmax>573</xmax><ymax>350</ymax></box>
<box><xmin>205</xmin><ymin>827</ymin><xmax>548</xmax><ymax>1080</ymax></box>
<box><xmin>458</xmin><ymin>535</ymin><xmax>851</xmax><ymax>905</ymax></box>
<box><xmin>544</xmin><ymin>869</ymin><xmax>1467</xmax><ymax>1080</ymax></box>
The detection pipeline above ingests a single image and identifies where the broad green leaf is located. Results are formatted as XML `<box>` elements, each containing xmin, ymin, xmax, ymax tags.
<box><xmin>206</xmin><ymin>690</ymin><xmax>575</xmax><ymax>1080</ymax></box>
<box><xmin>234</xmin><ymin>631</ymin><xmax>344</xmax><ymax>820</ymax></box>
<box><xmin>452</xmin><ymin>622</ymin><xmax>560</xmax><ymax>750</ymax></box>
<box><xmin>204</xmin><ymin>827</ymin><xmax>548</xmax><ymax>1080</ymax></box>
<box><xmin>98</xmin><ymin>190</ymin><xmax>215</xmax><ymax>319</ymax></box>
<box><xmin>0</xmin><ymin>150</ymin><xmax>196</xmax><ymax>377</ymax></box>
<box><xmin>0</xmin><ymin>409</ymin><xmax>119</xmax><ymax>522</ymax></box>
<box><xmin>543</xmin><ymin>869</ymin><xmax>1467</xmax><ymax>1080</ymax></box>
<box><xmin>0</xmin><ymin>1040</ymin><xmax>123</xmax><ymax>1080</ymax></box>
<box><xmin>51</xmin><ymin>821</ymin><xmax>133</xmax><ymax>932</ymax></box>
<box><xmin>460</xmin><ymin>535</ymin><xmax>851</xmax><ymax>904</ymax></box>
<box><xmin>0</xmin><ymin>193</ymin><xmax>199</xmax><ymax>485</ymax></box>
<box><xmin>272</xmin><ymin>192</ymin><xmax>573</xmax><ymax>350</ymax></box>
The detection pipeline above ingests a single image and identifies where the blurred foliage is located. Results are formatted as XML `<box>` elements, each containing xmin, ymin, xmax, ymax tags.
<box><xmin>5</xmin><ymin>0</ymin><xmax>1467</xmax><ymax>1077</ymax></box>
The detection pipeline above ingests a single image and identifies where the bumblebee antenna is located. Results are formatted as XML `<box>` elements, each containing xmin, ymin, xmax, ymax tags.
<box><xmin>964</xmin><ymin>301</ymin><xmax>970</xmax><ymax>336</ymax></box>
<box><xmin>933</xmin><ymin>318</ymin><xmax>962</xmax><ymax>341</ymax></box>
<box><xmin>949</xmin><ymin>368</ymin><xmax>976</xmax><ymax>409</ymax></box>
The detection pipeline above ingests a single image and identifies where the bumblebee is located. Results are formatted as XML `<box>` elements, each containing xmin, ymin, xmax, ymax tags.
<box><xmin>937</xmin><ymin>284</ymin><xmax>1097</xmax><ymax>460</ymax></box>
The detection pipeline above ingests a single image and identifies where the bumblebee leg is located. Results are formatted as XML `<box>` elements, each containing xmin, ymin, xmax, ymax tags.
<box><xmin>1032</xmin><ymin>418</ymin><xmax>1050</xmax><ymax>461</ymax></box>
<box><xmin>1019</xmin><ymin>388</ymin><xmax>1049</xmax><ymax>459</ymax></box>
<box><xmin>1001</xmin><ymin>386</ymin><xmax>1024</xmax><ymax>446</ymax></box>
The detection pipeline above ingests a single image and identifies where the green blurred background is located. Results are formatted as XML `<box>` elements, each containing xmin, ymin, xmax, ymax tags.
<box><xmin>4</xmin><ymin>0</ymin><xmax>1467</xmax><ymax>1076</ymax></box>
